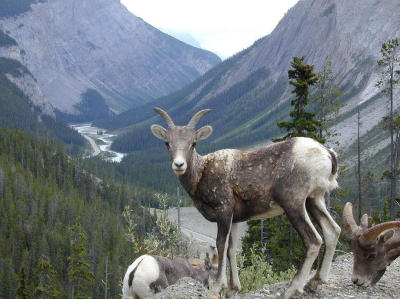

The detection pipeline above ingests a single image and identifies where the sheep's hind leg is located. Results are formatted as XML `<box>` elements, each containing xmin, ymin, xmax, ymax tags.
<box><xmin>305</xmin><ymin>196</ymin><xmax>341</xmax><ymax>290</ymax></box>
<box><xmin>279</xmin><ymin>201</ymin><xmax>322</xmax><ymax>299</ymax></box>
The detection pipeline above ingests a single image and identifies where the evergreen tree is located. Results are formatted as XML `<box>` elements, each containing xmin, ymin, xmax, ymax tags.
<box><xmin>16</xmin><ymin>266</ymin><xmax>29</xmax><ymax>299</ymax></box>
<box><xmin>34</xmin><ymin>255</ymin><xmax>60</xmax><ymax>298</ymax></box>
<box><xmin>310</xmin><ymin>58</ymin><xmax>344</xmax><ymax>145</ymax></box>
<box><xmin>376</xmin><ymin>38</ymin><xmax>400</xmax><ymax>219</ymax></box>
<box><xmin>68</xmin><ymin>217</ymin><xmax>95</xmax><ymax>299</ymax></box>
<box><xmin>274</xmin><ymin>56</ymin><xmax>322</xmax><ymax>142</ymax></box>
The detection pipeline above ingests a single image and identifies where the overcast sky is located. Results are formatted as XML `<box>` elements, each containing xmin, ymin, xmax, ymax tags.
<box><xmin>121</xmin><ymin>0</ymin><xmax>299</xmax><ymax>59</ymax></box>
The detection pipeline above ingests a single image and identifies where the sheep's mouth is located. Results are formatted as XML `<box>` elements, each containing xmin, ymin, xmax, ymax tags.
<box><xmin>173</xmin><ymin>169</ymin><xmax>186</xmax><ymax>175</ymax></box>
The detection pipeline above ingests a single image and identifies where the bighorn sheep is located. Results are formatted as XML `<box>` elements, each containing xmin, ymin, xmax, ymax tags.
<box><xmin>122</xmin><ymin>254</ymin><xmax>217</xmax><ymax>298</ymax></box>
<box><xmin>343</xmin><ymin>202</ymin><xmax>400</xmax><ymax>286</ymax></box>
<box><xmin>150</xmin><ymin>108</ymin><xmax>341</xmax><ymax>298</ymax></box>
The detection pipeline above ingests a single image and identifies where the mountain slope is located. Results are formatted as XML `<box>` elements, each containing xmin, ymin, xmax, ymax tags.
<box><xmin>100</xmin><ymin>0</ymin><xmax>400</xmax><ymax>155</ymax></box>
<box><xmin>0</xmin><ymin>0</ymin><xmax>221</xmax><ymax>117</ymax></box>
<box><xmin>0</xmin><ymin>29</ymin><xmax>84</xmax><ymax>153</ymax></box>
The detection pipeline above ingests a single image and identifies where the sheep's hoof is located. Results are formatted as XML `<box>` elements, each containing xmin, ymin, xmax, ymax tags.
<box><xmin>279</xmin><ymin>288</ymin><xmax>303</xmax><ymax>299</ymax></box>
<box><xmin>211</xmin><ymin>283</ymin><xmax>227</xmax><ymax>297</ymax></box>
<box><xmin>305</xmin><ymin>276</ymin><xmax>322</xmax><ymax>292</ymax></box>
<box><xmin>226</xmin><ymin>288</ymin><xmax>240</xmax><ymax>298</ymax></box>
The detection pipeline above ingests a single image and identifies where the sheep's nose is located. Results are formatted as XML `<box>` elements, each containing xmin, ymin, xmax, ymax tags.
<box><xmin>352</xmin><ymin>278</ymin><xmax>358</xmax><ymax>284</ymax></box>
<box><xmin>174</xmin><ymin>162</ymin><xmax>184</xmax><ymax>168</ymax></box>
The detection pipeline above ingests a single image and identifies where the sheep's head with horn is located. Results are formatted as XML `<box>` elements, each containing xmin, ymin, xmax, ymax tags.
<box><xmin>343</xmin><ymin>202</ymin><xmax>400</xmax><ymax>286</ymax></box>
<box><xmin>150</xmin><ymin>107</ymin><xmax>213</xmax><ymax>175</ymax></box>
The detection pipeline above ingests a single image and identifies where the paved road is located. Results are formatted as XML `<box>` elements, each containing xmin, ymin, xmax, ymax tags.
<box><xmin>82</xmin><ymin>133</ymin><xmax>100</xmax><ymax>156</ymax></box>
<box><xmin>167</xmin><ymin>207</ymin><xmax>248</xmax><ymax>251</ymax></box>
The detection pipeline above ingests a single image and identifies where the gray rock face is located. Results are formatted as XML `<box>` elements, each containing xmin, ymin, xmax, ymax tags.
<box><xmin>0</xmin><ymin>0</ymin><xmax>220</xmax><ymax>114</ymax></box>
<box><xmin>6</xmin><ymin>72</ymin><xmax>55</xmax><ymax>118</ymax></box>
<box><xmin>0</xmin><ymin>40</ymin><xmax>55</xmax><ymax>118</ymax></box>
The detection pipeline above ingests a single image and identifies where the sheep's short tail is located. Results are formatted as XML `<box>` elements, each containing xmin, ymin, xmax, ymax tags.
<box><xmin>327</xmin><ymin>148</ymin><xmax>339</xmax><ymax>191</ymax></box>
<box><xmin>328</xmin><ymin>148</ymin><xmax>338</xmax><ymax>176</ymax></box>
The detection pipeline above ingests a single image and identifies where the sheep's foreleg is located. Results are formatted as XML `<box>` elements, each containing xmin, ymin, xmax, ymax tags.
<box><xmin>228</xmin><ymin>222</ymin><xmax>241</xmax><ymax>292</ymax></box>
<box><xmin>212</xmin><ymin>214</ymin><xmax>233</xmax><ymax>294</ymax></box>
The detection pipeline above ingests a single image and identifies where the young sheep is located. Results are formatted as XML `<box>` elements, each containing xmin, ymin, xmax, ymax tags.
<box><xmin>343</xmin><ymin>202</ymin><xmax>400</xmax><ymax>286</ymax></box>
<box><xmin>122</xmin><ymin>254</ymin><xmax>217</xmax><ymax>298</ymax></box>
<box><xmin>150</xmin><ymin>108</ymin><xmax>341</xmax><ymax>298</ymax></box>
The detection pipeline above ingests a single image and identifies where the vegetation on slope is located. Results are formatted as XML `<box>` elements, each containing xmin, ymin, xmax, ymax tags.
<box><xmin>0</xmin><ymin>128</ymin><xmax>156</xmax><ymax>298</ymax></box>
<box><xmin>0</xmin><ymin>29</ymin><xmax>17</xmax><ymax>47</ymax></box>
<box><xmin>56</xmin><ymin>89</ymin><xmax>114</xmax><ymax>123</ymax></box>
<box><xmin>0</xmin><ymin>0</ymin><xmax>47</xmax><ymax>18</ymax></box>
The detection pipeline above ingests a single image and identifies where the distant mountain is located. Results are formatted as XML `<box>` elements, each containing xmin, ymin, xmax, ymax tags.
<box><xmin>99</xmin><ymin>0</ymin><xmax>400</xmax><ymax>158</ymax></box>
<box><xmin>164</xmin><ymin>30</ymin><xmax>202</xmax><ymax>49</ymax></box>
<box><xmin>0</xmin><ymin>0</ymin><xmax>221</xmax><ymax>118</ymax></box>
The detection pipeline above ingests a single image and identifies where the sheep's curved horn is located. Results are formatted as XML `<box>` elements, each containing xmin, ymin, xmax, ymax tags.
<box><xmin>153</xmin><ymin>107</ymin><xmax>175</xmax><ymax>128</ymax></box>
<box><xmin>360</xmin><ymin>214</ymin><xmax>369</xmax><ymax>228</ymax></box>
<box><xmin>187</xmin><ymin>109</ymin><xmax>212</xmax><ymax>129</ymax></box>
<box><xmin>383</xmin><ymin>229</ymin><xmax>400</xmax><ymax>249</ymax></box>
<box><xmin>343</xmin><ymin>202</ymin><xmax>358</xmax><ymax>236</ymax></box>
<box><xmin>359</xmin><ymin>221</ymin><xmax>400</xmax><ymax>246</ymax></box>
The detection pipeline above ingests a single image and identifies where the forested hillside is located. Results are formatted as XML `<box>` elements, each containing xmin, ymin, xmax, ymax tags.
<box><xmin>0</xmin><ymin>129</ymin><xmax>155</xmax><ymax>298</ymax></box>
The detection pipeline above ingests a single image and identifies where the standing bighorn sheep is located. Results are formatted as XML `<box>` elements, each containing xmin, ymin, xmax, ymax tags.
<box><xmin>122</xmin><ymin>254</ymin><xmax>217</xmax><ymax>298</ymax></box>
<box><xmin>151</xmin><ymin>108</ymin><xmax>341</xmax><ymax>298</ymax></box>
<box><xmin>343</xmin><ymin>202</ymin><xmax>400</xmax><ymax>286</ymax></box>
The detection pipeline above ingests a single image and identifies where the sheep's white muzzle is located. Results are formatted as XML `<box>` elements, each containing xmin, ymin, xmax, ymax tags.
<box><xmin>172</xmin><ymin>156</ymin><xmax>187</xmax><ymax>175</ymax></box>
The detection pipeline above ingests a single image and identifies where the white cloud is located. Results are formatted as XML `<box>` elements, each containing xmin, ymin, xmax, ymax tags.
<box><xmin>121</xmin><ymin>0</ymin><xmax>298</xmax><ymax>58</ymax></box>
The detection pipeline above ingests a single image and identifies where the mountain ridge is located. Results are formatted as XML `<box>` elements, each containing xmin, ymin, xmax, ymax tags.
<box><xmin>0</xmin><ymin>0</ymin><xmax>221</xmax><ymax>117</ymax></box>
<box><xmin>101</xmin><ymin>0</ymin><xmax>400</xmax><ymax>156</ymax></box>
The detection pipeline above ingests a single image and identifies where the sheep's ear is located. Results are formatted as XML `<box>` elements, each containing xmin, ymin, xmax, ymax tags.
<box><xmin>195</xmin><ymin>125</ymin><xmax>213</xmax><ymax>141</ymax></box>
<box><xmin>379</xmin><ymin>229</ymin><xmax>395</xmax><ymax>244</ymax></box>
<box><xmin>360</xmin><ymin>214</ymin><xmax>369</xmax><ymax>228</ymax></box>
<box><xmin>151</xmin><ymin>124</ymin><xmax>167</xmax><ymax>141</ymax></box>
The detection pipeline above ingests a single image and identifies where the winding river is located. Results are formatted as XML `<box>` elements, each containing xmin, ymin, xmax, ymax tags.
<box><xmin>70</xmin><ymin>123</ymin><xmax>126</xmax><ymax>163</ymax></box>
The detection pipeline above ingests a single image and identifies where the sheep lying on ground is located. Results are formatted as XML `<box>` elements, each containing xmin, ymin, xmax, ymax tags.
<box><xmin>122</xmin><ymin>253</ymin><xmax>217</xmax><ymax>298</ymax></box>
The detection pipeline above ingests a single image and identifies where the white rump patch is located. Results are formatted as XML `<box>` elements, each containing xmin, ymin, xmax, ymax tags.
<box><xmin>292</xmin><ymin>137</ymin><xmax>338</xmax><ymax>195</ymax></box>
<box><xmin>122</xmin><ymin>255</ymin><xmax>159</xmax><ymax>298</ymax></box>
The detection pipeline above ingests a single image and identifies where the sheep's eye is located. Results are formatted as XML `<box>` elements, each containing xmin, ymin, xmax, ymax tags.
<box><xmin>191</xmin><ymin>142</ymin><xmax>196</xmax><ymax>148</ymax></box>
<box><xmin>165</xmin><ymin>142</ymin><xmax>170</xmax><ymax>149</ymax></box>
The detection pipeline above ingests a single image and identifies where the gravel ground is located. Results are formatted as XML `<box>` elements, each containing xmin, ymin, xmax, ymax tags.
<box><xmin>153</xmin><ymin>253</ymin><xmax>400</xmax><ymax>299</ymax></box>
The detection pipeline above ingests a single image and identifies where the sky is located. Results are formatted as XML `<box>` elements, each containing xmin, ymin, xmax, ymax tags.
<box><xmin>121</xmin><ymin>0</ymin><xmax>299</xmax><ymax>59</ymax></box>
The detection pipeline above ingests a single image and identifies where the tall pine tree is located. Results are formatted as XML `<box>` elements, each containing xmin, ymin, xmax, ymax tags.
<box><xmin>275</xmin><ymin>56</ymin><xmax>322</xmax><ymax>142</ymax></box>
<box><xmin>16</xmin><ymin>266</ymin><xmax>29</xmax><ymax>299</ymax></box>
<box><xmin>68</xmin><ymin>217</ymin><xmax>95</xmax><ymax>299</ymax></box>
<box><xmin>34</xmin><ymin>255</ymin><xmax>60</xmax><ymax>298</ymax></box>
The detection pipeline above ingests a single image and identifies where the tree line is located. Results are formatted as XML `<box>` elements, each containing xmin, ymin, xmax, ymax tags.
<box><xmin>0</xmin><ymin>128</ymin><xmax>157</xmax><ymax>298</ymax></box>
